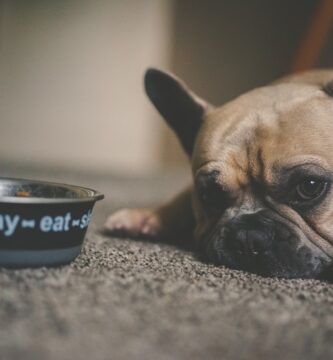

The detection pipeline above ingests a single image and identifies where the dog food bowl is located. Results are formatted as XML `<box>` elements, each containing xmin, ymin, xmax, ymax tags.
<box><xmin>0</xmin><ymin>177</ymin><xmax>104</xmax><ymax>268</ymax></box>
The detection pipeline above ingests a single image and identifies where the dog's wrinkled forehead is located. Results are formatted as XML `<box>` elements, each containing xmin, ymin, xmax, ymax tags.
<box><xmin>193</xmin><ymin>82</ymin><xmax>333</xmax><ymax>184</ymax></box>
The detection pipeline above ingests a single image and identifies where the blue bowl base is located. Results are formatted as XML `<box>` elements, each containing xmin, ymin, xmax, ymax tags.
<box><xmin>0</xmin><ymin>245</ymin><xmax>82</xmax><ymax>268</ymax></box>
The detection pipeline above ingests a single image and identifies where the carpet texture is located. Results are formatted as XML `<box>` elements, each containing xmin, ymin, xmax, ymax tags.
<box><xmin>0</xmin><ymin>164</ymin><xmax>333</xmax><ymax>360</ymax></box>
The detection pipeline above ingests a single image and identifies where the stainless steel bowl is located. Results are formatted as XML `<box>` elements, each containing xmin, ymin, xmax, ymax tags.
<box><xmin>0</xmin><ymin>177</ymin><xmax>104</xmax><ymax>268</ymax></box>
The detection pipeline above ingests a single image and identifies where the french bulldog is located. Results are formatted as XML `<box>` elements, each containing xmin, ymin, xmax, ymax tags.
<box><xmin>105</xmin><ymin>68</ymin><xmax>333</xmax><ymax>279</ymax></box>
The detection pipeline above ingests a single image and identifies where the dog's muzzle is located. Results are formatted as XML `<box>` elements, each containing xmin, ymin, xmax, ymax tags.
<box><xmin>205</xmin><ymin>210</ymin><xmax>330</xmax><ymax>278</ymax></box>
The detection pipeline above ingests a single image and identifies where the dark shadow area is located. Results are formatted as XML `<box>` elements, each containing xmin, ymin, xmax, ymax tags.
<box><xmin>170</xmin><ymin>0</ymin><xmax>317</xmax><ymax>104</ymax></box>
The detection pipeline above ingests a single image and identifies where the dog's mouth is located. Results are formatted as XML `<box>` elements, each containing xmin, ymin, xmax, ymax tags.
<box><xmin>201</xmin><ymin>208</ymin><xmax>332</xmax><ymax>279</ymax></box>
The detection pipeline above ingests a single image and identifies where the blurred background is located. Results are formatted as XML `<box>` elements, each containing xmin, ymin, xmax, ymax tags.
<box><xmin>1</xmin><ymin>0</ymin><xmax>333</xmax><ymax>176</ymax></box>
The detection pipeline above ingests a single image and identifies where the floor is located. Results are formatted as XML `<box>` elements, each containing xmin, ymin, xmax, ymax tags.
<box><xmin>0</xmin><ymin>163</ymin><xmax>332</xmax><ymax>360</ymax></box>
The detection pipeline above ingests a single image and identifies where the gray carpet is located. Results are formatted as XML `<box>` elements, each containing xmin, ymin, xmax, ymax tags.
<box><xmin>0</xmin><ymin>163</ymin><xmax>333</xmax><ymax>360</ymax></box>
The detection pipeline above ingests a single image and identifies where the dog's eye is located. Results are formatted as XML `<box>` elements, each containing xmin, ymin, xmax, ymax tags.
<box><xmin>273</xmin><ymin>165</ymin><xmax>331</xmax><ymax>210</ymax></box>
<box><xmin>196</xmin><ymin>171</ymin><xmax>230</xmax><ymax>211</ymax></box>
<box><xmin>295</xmin><ymin>178</ymin><xmax>328</xmax><ymax>201</ymax></box>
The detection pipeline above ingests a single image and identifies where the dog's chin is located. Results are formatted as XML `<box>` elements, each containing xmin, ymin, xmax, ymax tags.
<box><xmin>203</xmin><ymin>233</ymin><xmax>331</xmax><ymax>279</ymax></box>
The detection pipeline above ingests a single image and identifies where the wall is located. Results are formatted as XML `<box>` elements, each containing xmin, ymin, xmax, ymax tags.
<box><xmin>1</xmin><ymin>0</ymin><xmax>332</xmax><ymax>175</ymax></box>
<box><xmin>0</xmin><ymin>0</ymin><xmax>173</xmax><ymax>175</ymax></box>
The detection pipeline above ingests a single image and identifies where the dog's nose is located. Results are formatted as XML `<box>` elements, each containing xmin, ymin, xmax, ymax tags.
<box><xmin>225</xmin><ymin>212</ymin><xmax>274</xmax><ymax>257</ymax></box>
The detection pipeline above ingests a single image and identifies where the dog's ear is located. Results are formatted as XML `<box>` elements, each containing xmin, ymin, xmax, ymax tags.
<box><xmin>144</xmin><ymin>68</ymin><xmax>211</xmax><ymax>155</ymax></box>
<box><xmin>323</xmin><ymin>79</ymin><xmax>333</xmax><ymax>97</ymax></box>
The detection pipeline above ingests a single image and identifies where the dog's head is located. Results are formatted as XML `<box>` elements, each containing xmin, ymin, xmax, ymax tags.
<box><xmin>145</xmin><ymin>68</ymin><xmax>333</xmax><ymax>278</ymax></box>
